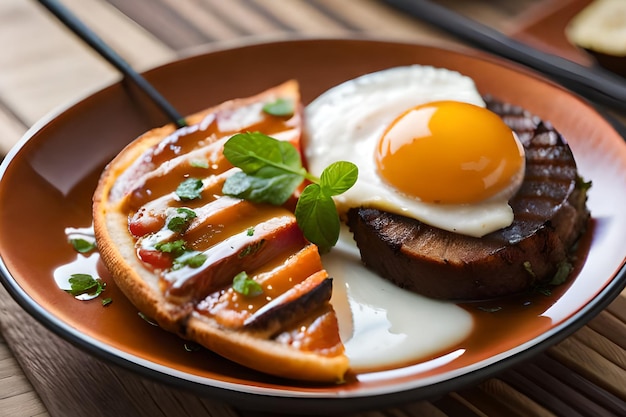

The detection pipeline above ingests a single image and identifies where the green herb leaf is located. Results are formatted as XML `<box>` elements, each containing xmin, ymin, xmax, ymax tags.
<box><xmin>222</xmin><ymin>170</ymin><xmax>302</xmax><ymax>206</ymax></box>
<box><xmin>232</xmin><ymin>271</ymin><xmax>263</xmax><ymax>297</ymax></box>
<box><xmin>67</xmin><ymin>273</ymin><xmax>105</xmax><ymax>297</ymax></box>
<box><xmin>295</xmin><ymin>184</ymin><xmax>341</xmax><ymax>253</ymax></box>
<box><xmin>222</xmin><ymin>132</ymin><xmax>358</xmax><ymax>251</ymax></box>
<box><xmin>262</xmin><ymin>98</ymin><xmax>294</xmax><ymax>117</ymax></box>
<box><xmin>176</xmin><ymin>178</ymin><xmax>203</xmax><ymax>201</ymax></box>
<box><xmin>238</xmin><ymin>240</ymin><xmax>265</xmax><ymax>258</ymax></box>
<box><xmin>166</xmin><ymin>208</ymin><xmax>197</xmax><ymax>232</ymax></box>
<box><xmin>550</xmin><ymin>261</ymin><xmax>573</xmax><ymax>286</ymax></box>
<box><xmin>319</xmin><ymin>161</ymin><xmax>358</xmax><ymax>196</ymax></box>
<box><xmin>70</xmin><ymin>238</ymin><xmax>97</xmax><ymax>253</ymax></box>
<box><xmin>523</xmin><ymin>261</ymin><xmax>536</xmax><ymax>277</ymax></box>
<box><xmin>576</xmin><ymin>176</ymin><xmax>592</xmax><ymax>192</ymax></box>
<box><xmin>173</xmin><ymin>251</ymin><xmax>207</xmax><ymax>270</ymax></box>
<box><xmin>101</xmin><ymin>297</ymin><xmax>113</xmax><ymax>307</ymax></box>
<box><xmin>223</xmin><ymin>132</ymin><xmax>304</xmax><ymax>176</ymax></box>
<box><xmin>155</xmin><ymin>239</ymin><xmax>187</xmax><ymax>258</ymax></box>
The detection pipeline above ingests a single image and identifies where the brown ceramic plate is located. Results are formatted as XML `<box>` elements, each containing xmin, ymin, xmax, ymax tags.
<box><xmin>1</xmin><ymin>38</ymin><xmax>625</xmax><ymax>414</ymax></box>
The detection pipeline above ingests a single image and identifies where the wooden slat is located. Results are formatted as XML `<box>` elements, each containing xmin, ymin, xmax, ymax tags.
<box><xmin>548</xmin><ymin>337</ymin><xmax>626</xmax><ymax>401</ymax></box>
<box><xmin>0</xmin><ymin>0</ymin><xmax>173</xmax><ymax>135</ymax></box>
<box><xmin>105</xmin><ymin>0</ymin><xmax>214</xmax><ymax>49</ymax></box>
<box><xmin>479</xmin><ymin>378</ymin><xmax>558</xmax><ymax>417</ymax></box>
<box><xmin>572</xmin><ymin>325</ymin><xmax>626</xmax><ymax>370</ymax></box>
<box><xmin>0</xmin><ymin>106</ymin><xmax>27</xmax><ymax>156</ymax></box>
<box><xmin>309</xmin><ymin>0</ymin><xmax>458</xmax><ymax>42</ymax></box>
<box><xmin>0</xmin><ymin>335</ymin><xmax>48</xmax><ymax>416</ymax></box>
<box><xmin>532</xmin><ymin>353</ymin><xmax>626</xmax><ymax>416</ymax></box>
<box><xmin>587</xmin><ymin>308</ymin><xmax>626</xmax><ymax>350</ymax></box>
<box><xmin>606</xmin><ymin>292</ymin><xmax>626</xmax><ymax>322</ymax></box>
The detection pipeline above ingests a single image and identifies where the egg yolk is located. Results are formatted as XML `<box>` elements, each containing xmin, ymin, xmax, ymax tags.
<box><xmin>376</xmin><ymin>101</ymin><xmax>524</xmax><ymax>204</ymax></box>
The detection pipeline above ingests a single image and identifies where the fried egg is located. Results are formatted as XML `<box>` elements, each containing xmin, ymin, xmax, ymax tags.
<box><xmin>304</xmin><ymin>65</ymin><xmax>525</xmax><ymax>237</ymax></box>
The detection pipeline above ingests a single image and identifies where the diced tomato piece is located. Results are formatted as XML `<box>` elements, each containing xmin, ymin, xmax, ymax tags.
<box><xmin>129</xmin><ymin>210</ymin><xmax>164</xmax><ymax>237</ymax></box>
<box><xmin>137</xmin><ymin>248</ymin><xmax>172</xmax><ymax>269</ymax></box>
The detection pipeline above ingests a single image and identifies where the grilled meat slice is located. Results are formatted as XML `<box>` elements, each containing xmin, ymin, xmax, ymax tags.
<box><xmin>346</xmin><ymin>98</ymin><xmax>590</xmax><ymax>300</ymax></box>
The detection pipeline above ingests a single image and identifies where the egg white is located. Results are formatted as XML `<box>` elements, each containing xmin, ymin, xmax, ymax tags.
<box><xmin>304</xmin><ymin>65</ymin><xmax>523</xmax><ymax>237</ymax></box>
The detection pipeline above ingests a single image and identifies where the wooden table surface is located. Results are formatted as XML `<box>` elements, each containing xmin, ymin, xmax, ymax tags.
<box><xmin>1</xmin><ymin>1</ymin><xmax>625</xmax><ymax>416</ymax></box>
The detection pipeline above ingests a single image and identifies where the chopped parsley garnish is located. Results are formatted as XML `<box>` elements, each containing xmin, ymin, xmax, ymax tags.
<box><xmin>523</xmin><ymin>261</ymin><xmax>536</xmax><ymax>277</ymax></box>
<box><xmin>66</xmin><ymin>273</ymin><xmax>105</xmax><ymax>297</ymax></box>
<box><xmin>101</xmin><ymin>297</ymin><xmax>113</xmax><ymax>307</ymax></box>
<box><xmin>166</xmin><ymin>208</ymin><xmax>197</xmax><ymax>232</ymax></box>
<box><xmin>222</xmin><ymin>132</ymin><xmax>358</xmax><ymax>252</ymax></box>
<box><xmin>238</xmin><ymin>240</ymin><xmax>265</xmax><ymax>258</ymax></box>
<box><xmin>550</xmin><ymin>261</ymin><xmax>573</xmax><ymax>286</ymax></box>
<box><xmin>155</xmin><ymin>239</ymin><xmax>187</xmax><ymax>258</ymax></box>
<box><xmin>246</xmin><ymin>227</ymin><xmax>255</xmax><ymax>236</ymax></box>
<box><xmin>70</xmin><ymin>238</ymin><xmax>97</xmax><ymax>253</ymax></box>
<box><xmin>176</xmin><ymin>178</ymin><xmax>203</xmax><ymax>201</ymax></box>
<box><xmin>173</xmin><ymin>251</ymin><xmax>208</xmax><ymax>270</ymax></box>
<box><xmin>262</xmin><ymin>98</ymin><xmax>294</xmax><ymax>117</ymax></box>
<box><xmin>576</xmin><ymin>176</ymin><xmax>592</xmax><ymax>192</ymax></box>
<box><xmin>232</xmin><ymin>271</ymin><xmax>263</xmax><ymax>297</ymax></box>
<box><xmin>155</xmin><ymin>238</ymin><xmax>207</xmax><ymax>270</ymax></box>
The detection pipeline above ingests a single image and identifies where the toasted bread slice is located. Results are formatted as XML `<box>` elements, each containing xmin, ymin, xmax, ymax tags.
<box><xmin>93</xmin><ymin>81</ymin><xmax>349</xmax><ymax>382</ymax></box>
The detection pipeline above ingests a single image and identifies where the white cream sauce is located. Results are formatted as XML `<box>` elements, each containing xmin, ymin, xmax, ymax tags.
<box><xmin>326</xmin><ymin>226</ymin><xmax>474</xmax><ymax>372</ymax></box>
<box><xmin>54</xmin><ymin>227</ymin><xmax>101</xmax><ymax>300</ymax></box>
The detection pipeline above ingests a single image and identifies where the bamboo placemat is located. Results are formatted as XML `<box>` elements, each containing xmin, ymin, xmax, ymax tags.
<box><xmin>1</xmin><ymin>1</ymin><xmax>624</xmax><ymax>416</ymax></box>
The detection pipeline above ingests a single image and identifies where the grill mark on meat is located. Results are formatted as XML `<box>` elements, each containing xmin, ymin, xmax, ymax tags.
<box><xmin>346</xmin><ymin>97</ymin><xmax>590</xmax><ymax>300</ymax></box>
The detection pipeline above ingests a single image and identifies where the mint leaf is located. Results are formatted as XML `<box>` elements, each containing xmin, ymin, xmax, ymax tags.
<box><xmin>222</xmin><ymin>132</ymin><xmax>357</xmax><ymax>251</ymax></box>
<box><xmin>320</xmin><ymin>161</ymin><xmax>358</xmax><ymax>196</ymax></box>
<box><xmin>222</xmin><ymin>171</ymin><xmax>302</xmax><ymax>205</ymax></box>
<box><xmin>232</xmin><ymin>271</ymin><xmax>263</xmax><ymax>297</ymax></box>
<box><xmin>295</xmin><ymin>184</ymin><xmax>341</xmax><ymax>253</ymax></box>
<box><xmin>176</xmin><ymin>178</ymin><xmax>203</xmax><ymax>201</ymax></box>
<box><xmin>223</xmin><ymin>132</ymin><xmax>304</xmax><ymax>175</ymax></box>
<box><xmin>222</xmin><ymin>132</ymin><xmax>307</xmax><ymax>205</ymax></box>
<box><xmin>262</xmin><ymin>98</ymin><xmax>294</xmax><ymax>117</ymax></box>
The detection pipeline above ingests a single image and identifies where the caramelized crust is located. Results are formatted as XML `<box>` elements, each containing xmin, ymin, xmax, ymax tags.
<box><xmin>93</xmin><ymin>81</ymin><xmax>349</xmax><ymax>382</ymax></box>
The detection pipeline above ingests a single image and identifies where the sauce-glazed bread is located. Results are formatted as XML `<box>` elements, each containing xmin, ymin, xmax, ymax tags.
<box><xmin>93</xmin><ymin>81</ymin><xmax>349</xmax><ymax>382</ymax></box>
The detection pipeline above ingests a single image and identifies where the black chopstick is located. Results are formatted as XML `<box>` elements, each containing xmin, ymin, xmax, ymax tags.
<box><xmin>383</xmin><ymin>0</ymin><xmax>626</xmax><ymax>112</ymax></box>
<box><xmin>37</xmin><ymin>0</ymin><xmax>187</xmax><ymax>128</ymax></box>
